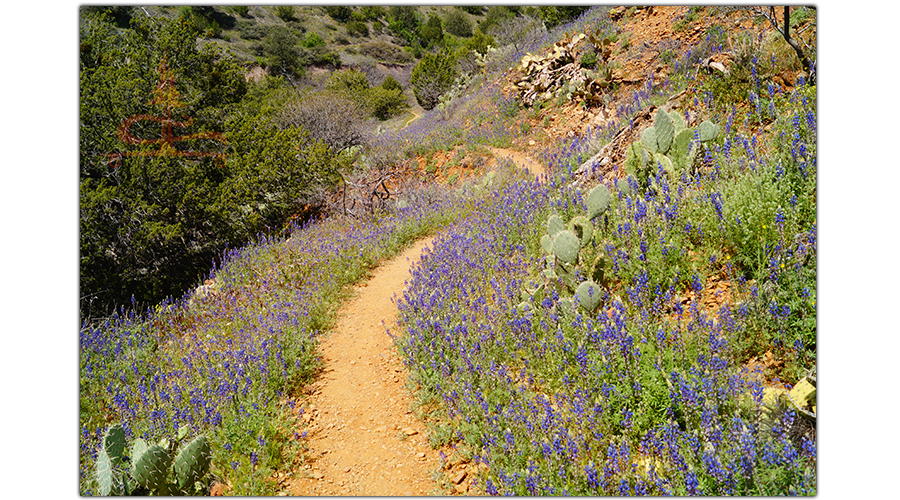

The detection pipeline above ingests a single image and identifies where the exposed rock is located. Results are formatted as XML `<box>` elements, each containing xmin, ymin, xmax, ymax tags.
<box><xmin>210</xmin><ymin>482</ymin><xmax>225</xmax><ymax>496</ymax></box>
<box><xmin>452</xmin><ymin>471</ymin><xmax>467</xmax><ymax>485</ymax></box>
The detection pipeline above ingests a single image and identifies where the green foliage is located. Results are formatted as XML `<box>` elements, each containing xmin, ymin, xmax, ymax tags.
<box><xmin>444</xmin><ymin>9</ymin><xmax>473</xmax><ymax>38</ymax></box>
<box><xmin>325</xmin><ymin>5</ymin><xmax>353</xmax><ymax>23</ymax></box>
<box><xmin>411</xmin><ymin>50</ymin><xmax>458</xmax><ymax>110</ymax></box>
<box><xmin>464</xmin><ymin>28</ymin><xmax>496</xmax><ymax>55</ymax></box>
<box><xmin>367</xmin><ymin>86</ymin><xmax>408</xmax><ymax>120</ymax></box>
<box><xmin>586</xmin><ymin>184</ymin><xmax>611</xmax><ymax>220</ymax></box>
<box><xmin>419</xmin><ymin>14</ymin><xmax>444</xmax><ymax>48</ymax></box>
<box><xmin>358</xmin><ymin>40</ymin><xmax>412</xmax><ymax>64</ymax></box>
<box><xmin>274</xmin><ymin>5</ymin><xmax>294</xmax><ymax>22</ymax></box>
<box><xmin>326</xmin><ymin>68</ymin><xmax>370</xmax><ymax>94</ymax></box>
<box><xmin>580</xmin><ymin>48</ymin><xmax>598</xmax><ymax>69</ymax></box>
<box><xmin>388</xmin><ymin>5</ymin><xmax>420</xmax><ymax>45</ymax></box>
<box><xmin>262</xmin><ymin>26</ymin><xmax>301</xmax><ymax>76</ymax></box>
<box><xmin>302</xmin><ymin>31</ymin><xmax>324</xmax><ymax>48</ymax></box>
<box><xmin>346</xmin><ymin>20</ymin><xmax>369</xmax><ymax>37</ymax></box>
<box><xmin>381</xmin><ymin>74</ymin><xmax>402</xmax><ymax>91</ymax></box>
<box><xmin>360</xmin><ymin>5</ymin><xmax>386</xmax><ymax>21</ymax></box>
<box><xmin>535</xmin><ymin>6</ymin><xmax>590</xmax><ymax>29</ymax></box>
<box><xmin>79</xmin><ymin>13</ymin><xmax>350</xmax><ymax>316</ymax></box>
<box><xmin>226</xmin><ymin>6</ymin><xmax>250</xmax><ymax>18</ymax></box>
<box><xmin>479</xmin><ymin>6</ymin><xmax>513</xmax><ymax>34</ymax></box>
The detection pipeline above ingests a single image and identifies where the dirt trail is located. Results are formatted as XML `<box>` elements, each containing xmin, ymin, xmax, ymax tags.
<box><xmin>283</xmin><ymin>149</ymin><xmax>546</xmax><ymax>496</ymax></box>
<box><xmin>285</xmin><ymin>237</ymin><xmax>443</xmax><ymax>496</ymax></box>
<box><xmin>488</xmin><ymin>147</ymin><xmax>546</xmax><ymax>178</ymax></box>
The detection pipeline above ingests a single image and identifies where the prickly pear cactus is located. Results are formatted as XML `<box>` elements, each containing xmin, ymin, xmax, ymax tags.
<box><xmin>670</xmin><ymin>110</ymin><xmax>687</xmax><ymax>131</ymax></box>
<box><xmin>586</xmin><ymin>184</ymin><xmax>610</xmax><ymax>220</ymax></box>
<box><xmin>540</xmin><ymin>234</ymin><xmax>553</xmax><ymax>254</ymax></box>
<box><xmin>133</xmin><ymin>445</ymin><xmax>172</xmax><ymax>492</ymax></box>
<box><xmin>699</xmin><ymin>120</ymin><xmax>719</xmax><ymax>142</ymax></box>
<box><xmin>590</xmin><ymin>253</ymin><xmax>609</xmax><ymax>285</ymax></box>
<box><xmin>547</xmin><ymin>214</ymin><xmax>565</xmax><ymax>237</ymax></box>
<box><xmin>103</xmin><ymin>424</ymin><xmax>127</xmax><ymax>465</ymax></box>
<box><xmin>552</xmin><ymin>229</ymin><xmax>581</xmax><ymax>264</ymax></box>
<box><xmin>569</xmin><ymin>215</ymin><xmax>593</xmax><ymax>247</ymax></box>
<box><xmin>653</xmin><ymin>152</ymin><xmax>675</xmax><ymax>175</ymax></box>
<box><xmin>575</xmin><ymin>280</ymin><xmax>603</xmax><ymax>312</ymax></box>
<box><xmin>641</xmin><ymin>126</ymin><xmax>658</xmax><ymax>153</ymax></box>
<box><xmin>96</xmin><ymin>448</ymin><xmax>116</xmax><ymax>496</ymax></box>
<box><xmin>175</xmin><ymin>435</ymin><xmax>211</xmax><ymax>490</ymax></box>
<box><xmin>654</xmin><ymin>109</ymin><xmax>675</xmax><ymax>154</ymax></box>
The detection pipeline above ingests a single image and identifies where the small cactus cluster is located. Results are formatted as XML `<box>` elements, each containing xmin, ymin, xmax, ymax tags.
<box><xmin>625</xmin><ymin>108</ymin><xmax>721</xmax><ymax>188</ymax></box>
<box><xmin>94</xmin><ymin>423</ymin><xmax>211</xmax><ymax>496</ymax></box>
<box><xmin>521</xmin><ymin>184</ymin><xmax>612</xmax><ymax>315</ymax></box>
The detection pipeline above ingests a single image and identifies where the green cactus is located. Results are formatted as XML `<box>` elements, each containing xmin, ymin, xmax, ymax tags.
<box><xmin>103</xmin><ymin>424</ymin><xmax>127</xmax><ymax>465</ymax></box>
<box><xmin>552</xmin><ymin>229</ymin><xmax>581</xmax><ymax>264</ymax></box>
<box><xmin>699</xmin><ymin>120</ymin><xmax>719</xmax><ymax>142</ymax></box>
<box><xmin>568</xmin><ymin>215</ymin><xmax>593</xmax><ymax>247</ymax></box>
<box><xmin>556</xmin><ymin>297</ymin><xmax>574</xmax><ymax>315</ymax></box>
<box><xmin>640</xmin><ymin>126</ymin><xmax>658</xmax><ymax>153</ymax></box>
<box><xmin>175</xmin><ymin>435</ymin><xmax>211</xmax><ymax>490</ymax></box>
<box><xmin>547</xmin><ymin>214</ymin><xmax>565</xmax><ymax>237</ymax></box>
<box><xmin>586</xmin><ymin>184</ymin><xmax>610</xmax><ymax>220</ymax></box>
<box><xmin>653</xmin><ymin>152</ymin><xmax>675</xmax><ymax>175</ymax></box>
<box><xmin>590</xmin><ymin>253</ymin><xmax>609</xmax><ymax>285</ymax></box>
<box><xmin>654</xmin><ymin>108</ymin><xmax>675</xmax><ymax>154</ymax></box>
<box><xmin>133</xmin><ymin>445</ymin><xmax>172</xmax><ymax>492</ymax></box>
<box><xmin>540</xmin><ymin>234</ymin><xmax>553</xmax><ymax>254</ymax></box>
<box><xmin>670</xmin><ymin>110</ymin><xmax>687</xmax><ymax>131</ymax></box>
<box><xmin>575</xmin><ymin>280</ymin><xmax>603</xmax><ymax>312</ymax></box>
<box><xmin>96</xmin><ymin>449</ymin><xmax>116</xmax><ymax>496</ymax></box>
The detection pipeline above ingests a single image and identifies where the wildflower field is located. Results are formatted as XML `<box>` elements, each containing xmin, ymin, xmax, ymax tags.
<box><xmin>73</xmin><ymin>6</ymin><xmax>831</xmax><ymax>496</ymax></box>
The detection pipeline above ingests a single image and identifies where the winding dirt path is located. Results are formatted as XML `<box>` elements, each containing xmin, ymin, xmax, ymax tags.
<box><xmin>488</xmin><ymin>147</ymin><xmax>546</xmax><ymax>178</ymax></box>
<box><xmin>283</xmin><ymin>149</ymin><xmax>545</xmax><ymax>496</ymax></box>
<box><xmin>285</xmin><ymin>237</ymin><xmax>443</xmax><ymax>496</ymax></box>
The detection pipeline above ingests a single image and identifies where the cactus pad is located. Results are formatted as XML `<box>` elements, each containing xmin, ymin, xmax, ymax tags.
<box><xmin>547</xmin><ymin>214</ymin><xmax>565</xmax><ymax>237</ymax></box>
<box><xmin>175</xmin><ymin>435</ymin><xmax>211</xmax><ymax>490</ymax></box>
<box><xmin>103</xmin><ymin>424</ymin><xmax>127</xmax><ymax>465</ymax></box>
<box><xmin>586</xmin><ymin>184</ymin><xmax>611</xmax><ymax>220</ymax></box>
<box><xmin>640</xmin><ymin>127</ymin><xmax>658</xmax><ymax>153</ymax></box>
<box><xmin>540</xmin><ymin>234</ymin><xmax>553</xmax><ymax>254</ymax></box>
<box><xmin>699</xmin><ymin>120</ymin><xmax>719</xmax><ymax>142</ymax></box>
<box><xmin>654</xmin><ymin>153</ymin><xmax>675</xmax><ymax>175</ymax></box>
<box><xmin>590</xmin><ymin>253</ymin><xmax>609</xmax><ymax>284</ymax></box>
<box><xmin>654</xmin><ymin>109</ymin><xmax>674</xmax><ymax>154</ymax></box>
<box><xmin>96</xmin><ymin>449</ymin><xmax>115</xmax><ymax>496</ymax></box>
<box><xmin>575</xmin><ymin>280</ymin><xmax>603</xmax><ymax>312</ymax></box>
<box><xmin>569</xmin><ymin>215</ymin><xmax>593</xmax><ymax>246</ymax></box>
<box><xmin>670</xmin><ymin>110</ymin><xmax>687</xmax><ymax>131</ymax></box>
<box><xmin>552</xmin><ymin>230</ymin><xmax>581</xmax><ymax>264</ymax></box>
<box><xmin>133</xmin><ymin>445</ymin><xmax>171</xmax><ymax>491</ymax></box>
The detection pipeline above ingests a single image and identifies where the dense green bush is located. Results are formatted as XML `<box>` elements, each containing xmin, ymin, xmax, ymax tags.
<box><xmin>410</xmin><ymin>50</ymin><xmax>458</xmax><ymax>110</ymax></box>
<box><xmin>367</xmin><ymin>86</ymin><xmax>408</xmax><ymax>120</ymax></box>
<box><xmin>346</xmin><ymin>20</ymin><xmax>369</xmax><ymax>37</ymax></box>
<box><xmin>79</xmin><ymin>11</ymin><xmax>342</xmax><ymax>318</ymax></box>
<box><xmin>360</xmin><ymin>5</ymin><xmax>386</xmax><ymax>20</ymax></box>
<box><xmin>381</xmin><ymin>74</ymin><xmax>402</xmax><ymax>91</ymax></box>
<box><xmin>302</xmin><ymin>32</ymin><xmax>324</xmax><ymax>48</ymax></box>
<box><xmin>444</xmin><ymin>8</ymin><xmax>474</xmax><ymax>37</ymax></box>
<box><xmin>325</xmin><ymin>5</ymin><xmax>353</xmax><ymax>23</ymax></box>
<box><xmin>419</xmin><ymin>14</ymin><xmax>444</xmax><ymax>48</ymax></box>
<box><xmin>274</xmin><ymin>5</ymin><xmax>294</xmax><ymax>21</ymax></box>
<box><xmin>226</xmin><ymin>5</ymin><xmax>250</xmax><ymax>18</ymax></box>
<box><xmin>387</xmin><ymin>5</ymin><xmax>420</xmax><ymax>45</ymax></box>
<box><xmin>262</xmin><ymin>26</ymin><xmax>301</xmax><ymax>76</ymax></box>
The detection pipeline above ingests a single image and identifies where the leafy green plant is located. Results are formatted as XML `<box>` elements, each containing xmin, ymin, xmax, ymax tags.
<box><xmin>411</xmin><ymin>50</ymin><xmax>458</xmax><ymax>110</ymax></box>
<box><xmin>274</xmin><ymin>5</ymin><xmax>294</xmax><ymax>22</ymax></box>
